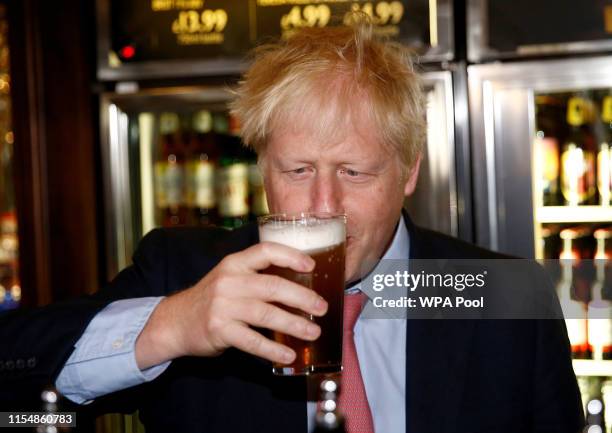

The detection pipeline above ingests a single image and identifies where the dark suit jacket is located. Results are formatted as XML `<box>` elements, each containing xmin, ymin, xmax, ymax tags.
<box><xmin>0</xmin><ymin>216</ymin><xmax>584</xmax><ymax>433</ymax></box>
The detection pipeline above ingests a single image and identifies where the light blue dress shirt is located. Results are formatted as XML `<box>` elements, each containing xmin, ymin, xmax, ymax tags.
<box><xmin>57</xmin><ymin>217</ymin><xmax>410</xmax><ymax>433</ymax></box>
<box><xmin>56</xmin><ymin>297</ymin><xmax>170</xmax><ymax>404</ymax></box>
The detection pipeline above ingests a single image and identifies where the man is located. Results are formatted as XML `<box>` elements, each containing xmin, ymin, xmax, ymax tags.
<box><xmin>1</xmin><ymin>19</ymin><xmax>583</xmax><ymax>433</ymax></box>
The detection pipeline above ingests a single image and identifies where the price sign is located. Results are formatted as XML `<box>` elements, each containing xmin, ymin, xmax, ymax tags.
<box><xmin>254</xmin><ymin>0</ymin><xmax>430</xmax><ymax>48</ymax></box>
<box><xmin>171</xmin><ymin>9</ymin><xmax>229</xmax><ymax>42</ymax></box>
<box><xmin>345</xmin><ymin>2</ymin><xmax>405</xmax><ymax>26</ymax></box>
<box><xmin>109</xmin><ymin>0</ymin><xmax>250</xmax><ymax>63</ymax></box>
<box><xmin>104</xmin><ymin>0</ymin><xmax>439</xmax><ymax>72</ymax></box>
<box><xmin>280</xmin><ymin>5</ymin><xmax>332</xmax><ymax>31</ymax></box>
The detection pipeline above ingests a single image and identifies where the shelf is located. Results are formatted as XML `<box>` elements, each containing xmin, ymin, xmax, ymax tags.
<box><xmin>536</xmin><ymin>206</ymin><xmax>612</xmax><ymax>224</ymax></box>
<box><xmin>573</xmin><ymin>359</ymin><xmax>612</xmax><ymax>376</ymax></box>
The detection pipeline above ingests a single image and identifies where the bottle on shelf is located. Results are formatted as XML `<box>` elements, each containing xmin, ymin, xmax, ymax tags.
<box><xmin>559</xmin><ymin>226</ymin><xmax>591</xmax><ymax>359</ymax></box>
<box><xmin>579</xmin><ymin>377</ymin><xmax>593</xmax><ymax>417</ymax></box>
<box><xmin>155</xmin><ymin>112</ymin><xmax>188</xmax><ymax>227</ymax></box>
<box><xmin>186</xmin><ymin>110</ymin><xmax>218</xmax><ymax>227</ymax></box>
<box><xmin>539</xmin><ymin>224</ymin><xmax>562</xmax><ymax>284</ymax></box>
<box><xmin>588</xmin><ymin>228</ymin><xmax>612</xmax><ymax>360</ymax></box>
<box><xmin>313</xmin><ymin>377</ymin><xmax>346</xmax><ymax>433</ymax></box>
<box><xmin>541</xmin><ymin>224</ymin><xmax>562</xmax><ymax>258</ymax></box>
<box><xmin>561</xmin><ymin>94</ymin><xmax>597</xmax><ymax>206</ymax></box>
<box><xmin>599</xmin><ymin>94</ymin><xmax>612</xmax><ymax>206</ymax></box>
<box><xmin>534</xmin><ymin>95</ymin><xmax>562</xmax><ymax>206</ymax></box>
<box><xmin>216</xmin><ymin>113</ymin><xmax>249</xmax><ymax>229</ymax></box>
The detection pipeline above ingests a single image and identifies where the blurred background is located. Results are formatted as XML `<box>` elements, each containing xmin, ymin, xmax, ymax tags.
<box><xmin>1</xmin><ymin>0</ymin><xmax>611</xmax><ymax>431</ymax></box>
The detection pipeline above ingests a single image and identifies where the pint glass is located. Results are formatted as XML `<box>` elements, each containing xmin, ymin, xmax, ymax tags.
<box><xmin>258</xmin><ymin>213</ymin><xmax>346</xmax><ymax>375</ymax></box>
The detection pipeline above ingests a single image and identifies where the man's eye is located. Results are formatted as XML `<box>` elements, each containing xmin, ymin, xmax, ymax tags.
<box><xmin>283</xmin><ymin>167</ymin><xmax>311</xmax><ymax>179</ymax></box>
<box><xmin>340</xmin><ymin>168</ymin><xmax>371</xmax><ymax>183</ymax></box>
<box><xmin>340</xmin><ymin>168</ymin><xmax>361</xmax><ymax>177</ymax></box>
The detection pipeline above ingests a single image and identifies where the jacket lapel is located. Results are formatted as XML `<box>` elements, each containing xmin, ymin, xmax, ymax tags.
<box><xmin>403</xmin><ymin>214</ymin><xmax>476</xmax><ymax>433</ymax></box>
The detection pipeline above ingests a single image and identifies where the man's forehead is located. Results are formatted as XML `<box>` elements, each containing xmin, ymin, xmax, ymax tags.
<box><xmin>269</xmin><ymin>124</ymin><xmax>372</xmax><ymax>150</ymax></box>
<box><xmin>271</xmin><ymin>97</ymin><xmax>382</xmax><ymax>143</ymax></box>
<box><xmin>267</xmin><ymin>122</ymin><xmax>387</xmax><ymax>158</ymax></box>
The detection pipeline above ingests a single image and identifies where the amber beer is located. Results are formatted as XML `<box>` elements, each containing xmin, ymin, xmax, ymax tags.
<box><xmin>258</xmin><ymin>213</ymin><xmax>346</xmax><ymax>375</ymax></box>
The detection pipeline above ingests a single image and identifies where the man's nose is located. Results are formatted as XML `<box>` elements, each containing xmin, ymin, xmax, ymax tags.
<box><xmin>310</xmin><ymin>172</ymin><xmax>344</xmax><ymax>214</ymax></box>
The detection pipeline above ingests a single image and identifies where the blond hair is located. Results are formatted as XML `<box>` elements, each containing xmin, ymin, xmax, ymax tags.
<box><xmin>230</xmin><ymin>17</ymin><xmax>426</xmax><ymax>173</ymax></box>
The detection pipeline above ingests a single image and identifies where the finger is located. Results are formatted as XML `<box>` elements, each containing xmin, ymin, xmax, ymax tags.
<box><xmin>234</xmin><ymin>274</ymin><xmax>327</xmax><ymax>316</ymax></box>
<box><xmin>234</xmin><ymin>242</ymin><xmax>315</xmax><ymax>273</ymax></box>
<box><xmin>235</xmin><ymin>300</ymin><xmax>321</xmax><ymax>341</ymax></box>
<box><xmin>223</xmin><ymin>323</ymin><xmax>296</xmax><ymax>364</ymax></box>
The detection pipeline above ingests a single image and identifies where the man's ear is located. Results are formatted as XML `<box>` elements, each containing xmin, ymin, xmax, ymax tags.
<box><xmin>403</xmin><ymin>153</ymin><xmax>422</xmax><ymax>196</ymax></box>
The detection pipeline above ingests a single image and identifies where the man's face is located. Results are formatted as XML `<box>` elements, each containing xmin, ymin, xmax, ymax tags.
<box><xmin>261</xmin><ymin>115</ymin><xmax>420</xmax><ymax>283</ymax></box>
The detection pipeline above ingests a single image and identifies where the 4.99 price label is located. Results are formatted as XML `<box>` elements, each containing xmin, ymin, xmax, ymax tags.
<box><xmin>280</xmin><ymin>4</ymin><xmax>332</xmax><ymax>31</ymax></box>
<box><xmin>346</xmin><ymin>2</ymin><xmax>404</xmax><ymax>29</ymax></box>
<box><xmin>255</xmin><ymin>0</ymin><xmax>417</xmax><ymax>41</ymax></box>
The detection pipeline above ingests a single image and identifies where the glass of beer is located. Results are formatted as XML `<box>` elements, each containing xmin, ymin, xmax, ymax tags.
<box><xmin>258</xmin><ymin>212</ymin><xmax>346</xmax><ymax>375</ymax></box>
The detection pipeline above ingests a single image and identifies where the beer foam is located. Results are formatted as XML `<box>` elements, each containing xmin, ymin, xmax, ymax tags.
<box><xmin>259</xmin><ymin>218</ymin><xmax>345</xmax><ymax>252</ymax></box>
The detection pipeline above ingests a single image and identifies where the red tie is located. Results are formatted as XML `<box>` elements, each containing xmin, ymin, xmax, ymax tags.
<box><xmin>338</xmin><ymin>292</ymin><xmax>375</xmax><ymax>433</ymax></box>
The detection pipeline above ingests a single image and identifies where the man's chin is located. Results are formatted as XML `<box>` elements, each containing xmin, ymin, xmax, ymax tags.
<box><xmin>344</xmin><ymin>261</ymin><xmax>360</xmax><ymax>286</ymax></box>
<box><xmin>344</xmin><ymin>257</ymin><xmax>369</xmax><ymax>286</ymax></box>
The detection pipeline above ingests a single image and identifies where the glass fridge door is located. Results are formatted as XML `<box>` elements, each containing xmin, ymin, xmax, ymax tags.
<box><xmin>101</xmin><ymin>86</ymin><xmax>269</xmax><ymax>277</ymax></box>
<box><xmin>534</xmin><ymin>87</ymin><xmax>612</xmax><ymax>428</ymax></box>
<box><xmin>469</xmin><ymin>56</ymin><xmax>612</xmax><ymax>257</ymax></box>
<box><xmin>469</xmin><ymin>55</ymin><xmax>612</xmax><ymax>407</ymax></box>
<box><xmin>405</xmin><ymin>70</ymin><xmax>460</xmax><ymax>237</ymax></box>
